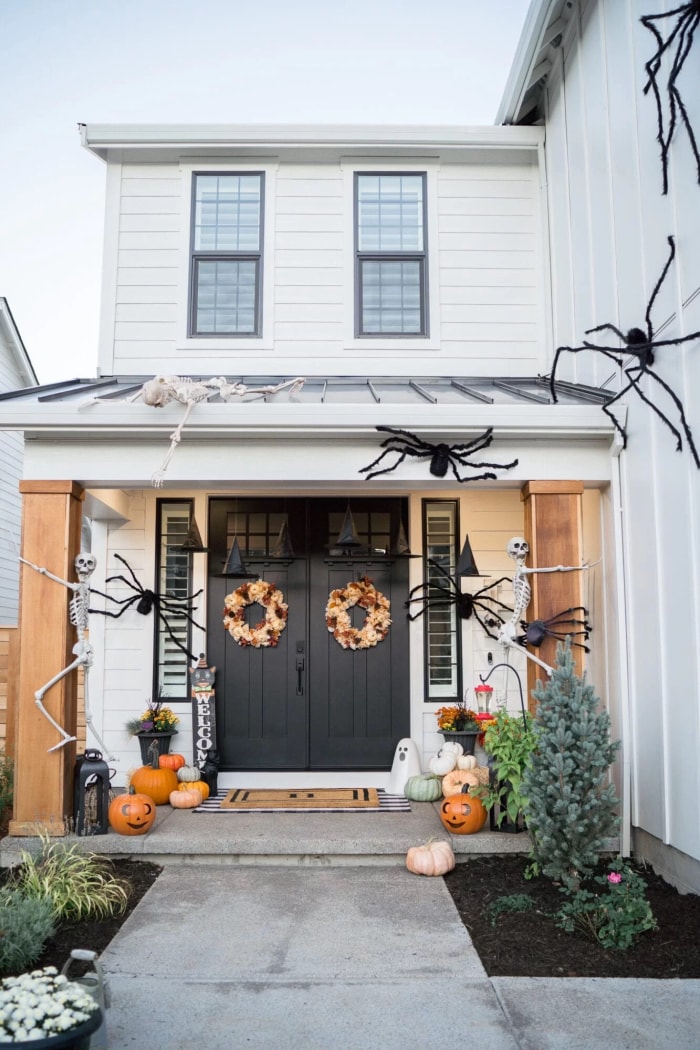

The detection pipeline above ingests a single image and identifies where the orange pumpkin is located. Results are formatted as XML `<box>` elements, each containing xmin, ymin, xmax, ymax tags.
<box><xmin>169</xmin><ymin>788</ymin><xmax>203</xmax><ymax>809</ymax></box>
<box><xmin>159</xmin><ymin>753</ymin><xmax>186</xmax><ymax>771</ymax></box>
<box><xmin>177</xmin><ymin>779</ymin><xmax>209</xmax><ymax>801</ymax></box>
<box><xmin>131</xmin><ymin>761</ymin><xmax>178</xmax><ymax>805</ymax></box>
<box><xmin>108</xmin><ymin>786</ymin><xmax>156</xmax><ymax>836</ymax></box>
<box><xmin>439</xmin><ymin>785</ymin><xmax>487</xmax><ymax>835</ymax></box>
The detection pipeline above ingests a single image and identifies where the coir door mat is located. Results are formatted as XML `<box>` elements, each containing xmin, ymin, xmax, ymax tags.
<box><xmin>193</xmin><ymin>789</ymin><xmax>411</xmax><ymax>813</ymax></box>
<box><xmin>222</xmin><ymin>787</ymin><xmax>379</xmax><ymax>810</ymax></box>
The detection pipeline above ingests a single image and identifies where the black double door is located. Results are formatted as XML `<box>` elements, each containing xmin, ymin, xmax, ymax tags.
<box><xmin>207</xmin><ymin>498</ymin><xmax>410</xmax><ymax>771</ymax></box>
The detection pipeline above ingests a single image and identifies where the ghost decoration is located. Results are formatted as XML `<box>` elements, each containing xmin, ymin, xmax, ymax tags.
<box><xmin>385</xmin><ymin>738</ymin><xmax>422</xmax><ymax>795</ymax></box>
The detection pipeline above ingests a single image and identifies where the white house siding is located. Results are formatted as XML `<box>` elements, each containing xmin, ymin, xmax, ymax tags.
<box><xmin>0</xmin><ymin>343</ymin><xmax>27</xmax><ymax>625</ymax></box>
<box><xmin>541</xmin><ymin>0</ymin><xmax>700</xmax><ymax>872</ymax></box>
<box><xmin>104</xmin><ymin>152</ymin><xmax>546</xmax><ymax>378</ymax></box>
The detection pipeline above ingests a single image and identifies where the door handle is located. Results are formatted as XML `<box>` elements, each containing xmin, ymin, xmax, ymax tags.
<box><xmin>296</xmin><ymin>656</ymin><xmax>305</xmax><ymax>695</ymax></box>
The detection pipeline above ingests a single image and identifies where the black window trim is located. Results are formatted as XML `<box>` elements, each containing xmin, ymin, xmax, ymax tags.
<box><xmin>188</xmin><ymin>170</ymin><xmax>265</xmax><ymax>338</ymax></box>
<box><xmin>421</xmin><ymin>498</ymin><xmax>462</xmax><ymax>702</ymax></box>
<box><xmin>354</xmin><ymin>171</ymin><xmax>429</xmax><ymax>339</ymax></box>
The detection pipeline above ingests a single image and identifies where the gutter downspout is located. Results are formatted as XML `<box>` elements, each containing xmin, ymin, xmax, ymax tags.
<box><xmin>610</xmin><ymin>436</ymin><xmax>632</xmax><ymax>857</ymax></box>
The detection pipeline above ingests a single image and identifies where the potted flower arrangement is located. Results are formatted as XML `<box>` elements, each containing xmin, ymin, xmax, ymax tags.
<box><xmin>126</xmin><ymin>698</ymin><xmax>179</xmax><ymax>763</ymax></box>
<box><xmin>0</xmin><ymin>967</ymin><xmax>102</xmax><ymax>1048</ymax></box>
<box><xmin>435</xmin><ymin>701</ymin><xmax>484</xmax><ymax>756</ymax></box>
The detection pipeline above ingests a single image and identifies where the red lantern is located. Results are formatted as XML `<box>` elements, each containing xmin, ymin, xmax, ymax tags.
<box><xmin>438</xmin><ymin>785</ymin><xmax>487</xmax><ymax>835</ymax></box>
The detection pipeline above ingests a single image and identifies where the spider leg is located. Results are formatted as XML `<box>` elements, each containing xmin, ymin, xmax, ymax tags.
<box><xmin>585</xmin><ymin>322</ymin><xmax>630</xmax><ymax>341</ymax></box>
<box><xmin>633</xmin><ymin>365</ymin><xmax>700</xmax><ymax>467</ymax></box>
<box><xmin>597</xmin><ymin>378</ymin><xmax>637</xmax><ymax>450</ymax></box>
<box><xmin>360</xmin><ymin>445</ymin><xmax>413</xmax><ymax>480</ymax></box>
<box><xmin>157</xmin><ymin>601</ymin><xmax>206</xmax><ymax>634</ymax></box>
<box><xmin>549</xmin><ymin>344</ymin><xmax>609</xmax><ymax>402</ymax></box>
<box><xmin>646</xmin><ymin>236</ymin><xmax>676</xmax><ymax>335</ymax></box>
<box><xmin>374</xmin><ymin>426</ymin><xmax>431</xmax><ymax>452</ymax></box>
<box><xmin>646</xmin><ymin>330</ymin><xmax>700</xmax><ymax>349</ymax></box>
<box><xmin>405</xmin><ymin>596</ymin><xmax>457</xmax><ymax>622</ymax></box>
<box><xmin>469</xmin><ymin>604</ymin><xmax>505</xmax><ymax>642</ymax></box>
<box><xmin>447</xmin><ymin>428</ymin><xmax>495</xmax><ymax>454</ymax></box>
<box><xmin>112</xmin><ymin>553</ymin><xmax>146</xmax><ymax>591</ymax></box>
<box><xmin>88</xmin><ymin>592</ymin><xmax>141</xmax><ymax>618</ymax></box>
<box><xmin>154</xmin><ymin>608</ymin><xmax>199</xmax><ymax>662</ymax></box>
<box><xmin>101</xmin><ymin>573</ymin><xmax>140</xmax><ymax>593</ymax></box>
<box><xmin>669</xmin><ymin>15</ymin><xmax>700</xmax><ymax>183</ymax></box>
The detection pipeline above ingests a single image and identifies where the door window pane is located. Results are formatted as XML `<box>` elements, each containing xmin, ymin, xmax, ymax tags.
<box><xmin>423</xmin><ymin>501</ymin><xmax>460</xmax><ymax>699</ymax></box>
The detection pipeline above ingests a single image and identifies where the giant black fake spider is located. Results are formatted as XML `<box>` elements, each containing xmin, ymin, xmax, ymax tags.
<box><xmin>90</xmin><ymin>553</ymin><xmax>204</xmax><ymax>661</ymax></box>
<box><xmin>518</xmin><ymin>607</ymin><xmax>592</xmax><ymax>654</ymax></box>
<box><xmin>360</xmin><ymin>426</ymin><xmax>519</xmax><ymax>483</ymax></box>
<box><xmin>641</xmin><ymin>2</ymin><xmax>700</xmax><ymax>195</ymax></box>
<box><xmin>406</xmin><ymin>558</ymin><xmax>513</xmax><ymax>640</ymax></box>
<box><xmin>549</xmin><ymin>236</ymin><xmax>700</xmax><ymax>468</ymax></box>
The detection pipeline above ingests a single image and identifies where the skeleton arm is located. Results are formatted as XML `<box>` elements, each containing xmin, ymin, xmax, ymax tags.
<box><xmin>19</xmin><ymin>557</ymin><xmax>78</xmax><ymax>592</ymax></box>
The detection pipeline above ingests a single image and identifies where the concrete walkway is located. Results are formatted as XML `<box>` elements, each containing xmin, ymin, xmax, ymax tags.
<box><xmin>99</xmin><ymin>865</ymin><xmax>700</xmax><ymax>1050</ymax></box>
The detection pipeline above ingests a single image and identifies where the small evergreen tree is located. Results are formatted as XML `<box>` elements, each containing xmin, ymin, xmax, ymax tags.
<box><xmin>522</xmin><ymin>641</ymin><xmax>621</xmax><ymax>891</ymax></box>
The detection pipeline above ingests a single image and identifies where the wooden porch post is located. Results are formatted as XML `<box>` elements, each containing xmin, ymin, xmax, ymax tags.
<box><xmin>9</xmin><ymin>481</ymin><xmax>84</xmax><ymax>836</ymax></box>
<box><xmin>521</xmin><ymin>481</ymin><xmax>584</xmax><ymax>708</ymax></box>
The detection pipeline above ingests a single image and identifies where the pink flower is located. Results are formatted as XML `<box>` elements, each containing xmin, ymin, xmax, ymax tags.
<box><xmin>607</xmin><ymin>872</ymin><xmax>622</xmax><ymax>884</ymax></box>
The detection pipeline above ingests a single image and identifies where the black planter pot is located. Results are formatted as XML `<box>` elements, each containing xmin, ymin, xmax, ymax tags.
<box><xmin>137</xmin><ymin>731</ymin><xmax>177</xmax><ymax>764</ymax></box>
<box><xmin>441</xmin><ymin>730</ymin><xmax>479</xmax><ymax>756</ymax></box>
<box><xmin>11</xmin><ymin>1009</ymin><xmax>103</xmax><ymax>1049</ymax></box>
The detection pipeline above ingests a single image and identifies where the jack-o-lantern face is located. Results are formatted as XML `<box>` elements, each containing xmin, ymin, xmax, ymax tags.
<box><xmin>109</xmin><ymin>789</ymin><xmax>156</xmax><ymax>836</ymax></box>
<box><xmin>439</xmin><ymin>789</ymin><xmax>487</xmax><ymax>836</ymax></box>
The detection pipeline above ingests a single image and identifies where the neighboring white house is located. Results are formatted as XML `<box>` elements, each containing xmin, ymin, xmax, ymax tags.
<box><xmin>2</xmin><ymin>0</ymin><xmax>699</xmax><ymax>895</ymax></box>
<box><xmin>0</xmin><ymin>299</ymin><xmax>37</xmax><ymax>624</ymax></box>
<box><xmin>498</xmin><ymin>0</ymin><xmax>700</xmax><ymax>893</ymax></box>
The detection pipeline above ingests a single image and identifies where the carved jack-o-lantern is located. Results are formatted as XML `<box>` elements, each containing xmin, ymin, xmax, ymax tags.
<box><xmin>108</xmin><ymin>787</ymin><xmax>157</xmax><ymax>836</ymax></box>
<box><xmin>438</xmin><ymin>785</ymin><xmax>487</xmax><ymax>836</ymax></box>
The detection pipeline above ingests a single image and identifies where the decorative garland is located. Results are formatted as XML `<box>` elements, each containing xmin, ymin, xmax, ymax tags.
<box><xmin>223</xmin><ymin>580</ymin><xmax>288</xmax><ymax>648</ymax></box>
<box><xmin>325</xmin><ymin>575</ymin><xmax>391</xmax><ymax>650</ymax></box>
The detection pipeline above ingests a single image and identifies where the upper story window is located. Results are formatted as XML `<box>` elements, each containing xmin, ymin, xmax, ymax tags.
<box><xmin>355</xmin><ymin>173</ymin><xmax>427</xmax><ymax>336</ymax></box>
<box><xmin>189</xmin><ymin>173</ymin><xmax>263</xmax><ymax>336</ymax></box>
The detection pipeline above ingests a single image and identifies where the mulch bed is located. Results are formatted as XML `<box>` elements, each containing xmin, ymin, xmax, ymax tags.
<box><xmin>444</xmin><ymin>852</ymin><xmax>700</xmax><ymax>978</ymax></box>
<box><xmin>0</xmin><ymin>859</ymin><xmax>162</xmax><ymax>976</ymax></box>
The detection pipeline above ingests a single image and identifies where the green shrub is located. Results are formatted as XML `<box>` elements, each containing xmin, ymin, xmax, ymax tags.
<box><xmin>556</xmin><ymin>859</ymin><xmax>657</xmax><ymax>950</ymax></box>
<box><xmin>485</xmin><ymin>893</ymin><xmax>535</xmax><ymax>926</ymax></box>
<box><xmin>10</xmin><ymin>832</ymin><xmax>129</xmax><ymax>922</ymax></box>
<box><xmin>522</xmin><ymin>641</ymin><xmax>620</xmax><ymax>891</ymax></box>
<box><xmin>0</xmin><ymin>888</ymin><xmax>55</xmax><ymax>976</ymax></box>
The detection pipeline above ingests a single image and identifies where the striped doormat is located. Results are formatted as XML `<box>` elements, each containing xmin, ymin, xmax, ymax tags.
<box><xmin>193</xmin><ymin>788</ymin><xmax>411</xmax><ymax>813</ymax></box>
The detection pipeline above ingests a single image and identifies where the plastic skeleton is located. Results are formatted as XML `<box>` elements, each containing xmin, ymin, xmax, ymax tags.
<box><xmin>497</xmin><ymin>537</ymin><xmax>592</xmax><ymax>677</ymax></box>
<box><xmin>19</xmin><ymin>553</ymin><xmax>112</xmax><ymax>757</ymax></box>
<box><xmin>123</xmin><ymin>375</ymin><xmax>305</xmax><ymax>487</ymax></box>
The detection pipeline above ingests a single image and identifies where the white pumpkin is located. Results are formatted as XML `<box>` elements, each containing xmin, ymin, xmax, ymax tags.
<box><xmin>439</xmin><ymin>740</ymin><xmax>464</xmax><ymax>758</ymax></box>
<box><xmin>456</xmin><ymin>753</ymin><xmax>478</xmax><ymax>771</ymax></box>
<box><xmin>429</xmin><ymin>751</ymin><xmax>458</xmax><ymax>776</ymax></box>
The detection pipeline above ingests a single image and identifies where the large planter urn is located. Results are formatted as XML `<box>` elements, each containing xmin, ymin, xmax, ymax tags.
<box><xmin>137</xmin><ymin>731</ymin><xmax>177</xmax><ymax>763</ymax></box>
<box><xmin>441</xmin><ymin>730</ymin><xmax>479</xmax><ymax>756</ymax></box>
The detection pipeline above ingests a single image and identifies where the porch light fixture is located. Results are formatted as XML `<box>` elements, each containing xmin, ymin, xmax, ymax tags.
<box><xmin>220</xmin><ymin>537</ymin><xmax>249</xmax><ymax>578</ymax></box>
<box><xmin>456</xmin><ymin>534</ymin><xmax>482</xmax><ymax>577</ymax></box>
<box><xmin>180</xmin><ymin>516</ymin><xmax>208</xmax><ymax>552</ymax></box>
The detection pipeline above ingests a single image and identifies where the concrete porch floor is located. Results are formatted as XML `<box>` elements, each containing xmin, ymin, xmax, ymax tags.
<box><xmin>0</xmin><ymin>800</ymin><xmax>532</xmax><ymax>867</ymax></box>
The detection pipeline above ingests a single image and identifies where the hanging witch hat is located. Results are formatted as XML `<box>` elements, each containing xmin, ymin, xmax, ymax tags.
<box><xmin>456</xmin><ymin>534</ymin><xmax>482</xmax><ymax>577</ymax></box>
<box><xmin>271</xmin><ymin>519</ymin><xmax>295</xmax><ymax>558</ymax></box>
<box><xmin>220</xmin><ymin>537</ymin><xmax>249</xmax><ymax>577</ymax></box>
<box><xmin>390</xmin><ymin>520</ymin><xmax>412</xmax><ymax>557</ymax></box>
<box><xmin>180</xmin><ymin>517</ymin><xmax>208</xmax><ymax>552</ymax></box>
<box><xmin>335</xmin><ymin>505</ymin><xmax>362</xmax><ymax>549</ymax></box>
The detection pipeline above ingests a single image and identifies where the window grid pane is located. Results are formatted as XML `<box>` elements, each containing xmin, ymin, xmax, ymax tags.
<box><xmin>357</xmin><ymin>175</ymin><xmax>424</xmax><ymax>252</ymax></box>
<box><xmin>424</xmin><ymin>502</ymin><xmax>460</xmax><ymax>699</ymax></box>
<box><xmin>157</xmin><ymin>503</ymin><xmax>193</xmax><ymax>701</ymax></box>
<box><xmin>191</xmin><ymin>172</ymin><xmax>262</xmax><ymax>336</ymax></box>
<box><xmin>361</xmin><ymin>260</ymin><xmax>422</xmax><ymax>334</ymax></box>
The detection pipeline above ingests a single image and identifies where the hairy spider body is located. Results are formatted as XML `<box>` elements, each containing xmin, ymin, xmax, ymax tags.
<box><xmin>91</xmin><ymin>553</ymin><xmax>204</xmax><ymax>661</ymax></box>
<box><xmin>550</xmin><ymin>236</ymin><xmax>700</xmax><ymax>467</ymax></box>
<box><xmin>360</xmin><ymin>425</ymin><xmax>519</xmax><ymax>483</ymax></box>
<box><xmin>641</xmin><ymin>2</ymin><xmax>700</xmax><ymax>194</ymax></box>
<box><xmin>406</xmin><ymin>558</ymin><xmax>513</xmax><ymax>640</ymax></box>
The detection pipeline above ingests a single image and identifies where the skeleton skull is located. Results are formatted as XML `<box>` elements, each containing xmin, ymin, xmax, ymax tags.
<box><xmin>74</xmin><ymin>553</ymin><xmax>97</xmax><ymax>579</ymax></box>
<box><xmin>506</xmin><ymin>537</ymin><xmax>529</xmax><ymax>563</ymax></box>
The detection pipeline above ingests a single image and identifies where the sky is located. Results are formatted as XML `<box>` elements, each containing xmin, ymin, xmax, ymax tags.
<box><xmin>0</xmin><ymin>0</ymin><xmax>532</xmax><ymax>384</ymax></box>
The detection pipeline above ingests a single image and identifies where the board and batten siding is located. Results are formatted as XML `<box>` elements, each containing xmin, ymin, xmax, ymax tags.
<box><xmin>542</xmin><ymin>0</ymin><xmax>700</xmax><ymax>868</ymax></box>
<box><xmin>104</xmin><ymin>156</ymin><xmax>546</xmax><ymax>378</ymax></box>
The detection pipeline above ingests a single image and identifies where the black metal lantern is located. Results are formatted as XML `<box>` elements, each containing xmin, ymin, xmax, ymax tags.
<box><xmin>73</xmin><ymin>750</ymin><xmax>111</xmax><ymax>836</ymax></box>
